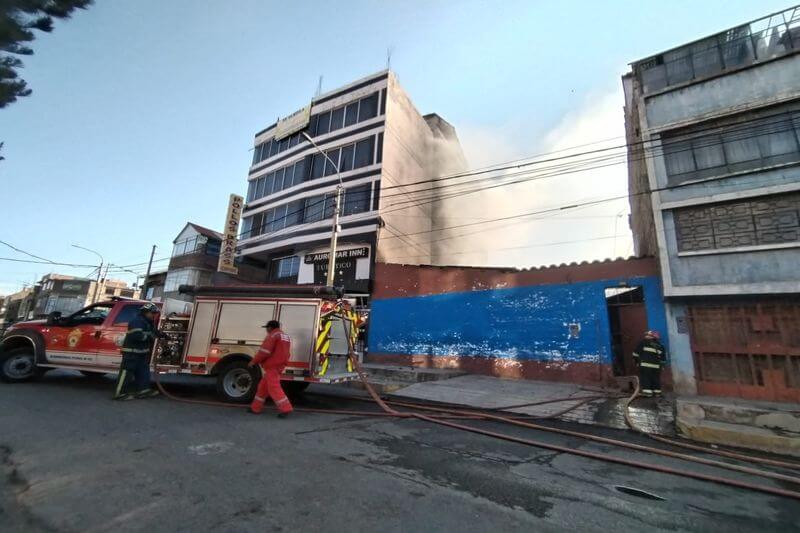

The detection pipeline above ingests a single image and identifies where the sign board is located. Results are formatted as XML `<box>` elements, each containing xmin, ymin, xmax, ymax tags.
<box><xmin>274</xmin><ymin>104</ymin><xmax>311</xmax><ymax>141</ymax></box>
<box><xmin>306</xmin><ymin>247</ymin><xmax>370</xmax><ymax>288</ymax></box>
<box><xmin>304</xmin><ymin>247</ymin><xmax>369</xmax><ymax>264</ymax></box>
<box><xmin>218</xmin><ymin>193</ymin><xmax>244</xmax><ymax>275</ymax></box>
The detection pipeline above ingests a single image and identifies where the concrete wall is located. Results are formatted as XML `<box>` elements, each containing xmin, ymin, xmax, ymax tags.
<box><xmin>367</xmin><ymin>259</ymin><xmax>668</xmax><ymax>385</ymax></box>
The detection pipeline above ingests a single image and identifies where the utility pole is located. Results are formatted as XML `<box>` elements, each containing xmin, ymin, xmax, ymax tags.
<box><xmin>141</xmin><ymin>245</ymin><xmax>157</xmax><ymax>300</ymax></box>
<box><xmin>301</xmin><ymin>131</ymin><xmax>343</xmax><ymax>287</ymax></box>
<box><xmin>72</xmin><ymin>244</ymin><xmax>104</xmax><ymax>304</ymax></box>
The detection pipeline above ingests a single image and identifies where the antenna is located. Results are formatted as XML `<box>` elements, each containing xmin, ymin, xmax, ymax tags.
<box><xmin>315</xmin><ymin>75</ymin><xmax>323</xmax><ymax>97</ymax></box>
<box><xmin>386</xmin><ymin>46</ymin><xmax>394</xmax><ymax>70</ymax></box>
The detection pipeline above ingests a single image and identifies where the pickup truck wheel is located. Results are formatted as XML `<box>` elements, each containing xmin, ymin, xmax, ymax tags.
<box><xmin>0</xmin><ymin>347</ymin><xmax>39</xmax><ymax>383</ymax></box>
<box><xmin>216</xmin><ymin>361</ymin><xmax>259</xmax><ymax>403</ymax></box>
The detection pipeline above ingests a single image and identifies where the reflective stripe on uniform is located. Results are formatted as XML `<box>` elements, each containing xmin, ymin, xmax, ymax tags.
<box><xmin>275</xmin><ymin>397</ymin><xmax>290</xmax><ymax>405</ymax></box>
<box><xmin>253</xmin><ymin>395</ymin><xmax>265</xmax><ymax>403</ymax></box>
<box><xmin>127</xmin><ymin>328</ymin><xmax>144</xmax><ymax>333</ymax></box>
<box><xmin>121</xmin><ymin>347</ymin><xmax>150</xmax><ymax>354</ymax></box>
<box><xmin>115</xmin><ymin>370</ymin><xmax>127</xmax><ymax>397</ymax></box>
<box><xmin>643</xmin><ymin>346</ymin><xmax>659</xmax><ymax>353</ymax></box>
<box><xmin>258</xmin><ymin>348</ymin><xmax>271</xmax><ymax>355</ymax></box>
<box><xmin>640</xmin><ymin>362</ymin><xmax>661</xmax><ymax>369</ymax></box>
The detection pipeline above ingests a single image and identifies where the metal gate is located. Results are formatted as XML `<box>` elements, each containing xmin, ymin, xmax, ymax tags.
<box><xmin>688</xmin><ymin>300</ymin><xmax>800</xmax><ymax>402</ymax></box>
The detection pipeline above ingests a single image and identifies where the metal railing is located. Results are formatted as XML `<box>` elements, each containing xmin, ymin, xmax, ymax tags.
<box><xmin>635</xmin><ymin>6</ymin><xmax>800</xmax><ymax>94</ymax></box>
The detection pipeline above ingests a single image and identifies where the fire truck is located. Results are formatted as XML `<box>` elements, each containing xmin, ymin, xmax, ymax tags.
<box><xmin>0</xmin><ymin>285</ymin><xmax>361</xmax><ymax>402</ymax></box>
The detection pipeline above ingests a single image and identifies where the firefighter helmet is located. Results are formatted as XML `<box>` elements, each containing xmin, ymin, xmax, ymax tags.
<box><xmin>644</xmin><ymin>330</ymin><xmax>660</xmax><ymax>340</ymax></box>
<box><xmin>140</xmin><ymin>303</ymin><xmax>159</xmax><ymax>314</ymax></box>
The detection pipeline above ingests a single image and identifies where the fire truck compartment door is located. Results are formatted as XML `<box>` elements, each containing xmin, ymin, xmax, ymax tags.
<box><xmin>185</xmin><ymin>301</ymin><xmax>217</xmax><ymax>362</ymax></box>
<box><xmin>277</xmin><ymin>303</ymin><xmax>317</xmax><ymax>371</ymax></box>
<box><xmin>215</xmin><ymin>302</ymin><xmax>276</xmax><ymax>344</ymax></box>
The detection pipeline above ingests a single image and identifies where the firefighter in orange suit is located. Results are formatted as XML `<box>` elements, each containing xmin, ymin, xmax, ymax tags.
<box><xmin>248</xmin><ymin>320</ymin><xmax>293</xmax><ymax>417</ymax></box>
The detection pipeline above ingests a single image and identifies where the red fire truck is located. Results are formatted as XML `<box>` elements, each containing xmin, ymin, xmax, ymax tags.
<box><xmin>0</xmin><ymin>285</ymin><xmax>361</xmax><ymax>402</ymax></box>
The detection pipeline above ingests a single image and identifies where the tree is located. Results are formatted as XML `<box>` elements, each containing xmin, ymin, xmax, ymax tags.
<box><xmin>0</xmin><ymin>0</ymin><xmax>92</xmax><ymax>108</ymax></box>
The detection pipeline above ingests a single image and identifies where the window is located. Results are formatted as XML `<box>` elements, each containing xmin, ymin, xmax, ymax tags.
<box><xmin>675</xmin><ymin>192</ymin><xmax>800</xmax><ymax>252</ymax></box>
<box><xmin>358</xmin><ymin>93</ymin><xmax>378</xmax><ymax>121</ymax></box>
<box><xmin>292</xmin><ymin>158</ymin><xmax>307</xmax><ymax>186</ymax></box>
<box><xmin>105</xmin><ymin>287</ymin><xmax>116</xmax><ymax>295</ymax></box>
<box><xmin>662</xmin><ymin>109</ymin><xmax>800</xmax><ymax>184</ymax></box>
<box><xmin>269</xmin><ymin>139</ymin><xmax>278</xmax><ymax>157</ymax></box>
<box><xmin>120</xmin><ymin>289</ymin><xmax>135</xmax><ymax>298</ymax></box>
<box><xmin>289</xmin><ymin>133</ymin><xmax>299</xmax><ymax>148</ymax></box>
<box><xmin>316</xmin><ymin>111</ymin><xmax>331</xmax><ymax>136</ymax></box>
<box><xmin>251</xmin><ymin>212</ymin><xmax>264</xmax><ymax>236</ymax></box>
<box><xmin>274</xmin><ymin>256</ymin><xmax>300</xmax><ymax>279</ymax></box>
<box><xmin>113</xmin><ymin>304</ymin><xmax>142</xmax><ymax>325</ymax></box>
<box><xmin>279</xmin><ymin>137</ymin><xmax>289</xmax><ymax>152</ymax></box>
<box><xmin>285</xmin><ymin>199</ymin><xmax>304</xmax><ymax>227</ymax></box>
<box><xmin>164</xmin><ymin>269</ymin><xmax>200</xmax><ymax>293</ymax></box>
<box><xmin>343</xmin><ymin>184</ymin><xmax>371</xmax><ymax>215</ymax></box>
<box><xmin>206</xmin><ymin>240</ymin><xmax>221</xmax><ymax>256</ymax></box>
<box><xmin>330</xmin><ymin>106</ymin><xmax>345</xmax><ymax>131</ymax></box>
<box><xmin>304</xmin><ymin>195</ymin><xmax>325</xmax><ymax>223</ymax></box>
<box><xmin>354</xmin><ymin>137</ymin><xmax>374</xmax><ymax>168</ymax></box>
<box><xmin>372</xmin><ymin>181</ymin><xmax>381</xmax><ymax>211</ymax></box>
<box><xmin>324</xmin><ymin>148</ymin><xmax>340</xmax><ymax>176</ymax></box>
<box><xmin>247</xmin><ymin>180</ymin><xmax>257</xmax><ymax>202</ymax></box>
<box><xmin>255</xmin><ymin>176</ymin><xmax>267</xmax><ymax>199</ymax></box>
<box><xmin>377</xmin><ymin>132</ymin><xmax>383</xmax><ymax>163</ymax></box>
<box><xmin>344</xmin><ymin>102</ymin><xmax>359</xmax><ymax>127</ymax></box>
<box><xmin>274</xmin><ymin>167</ymin><xmax>286</xmax><ymax>193</ymax></box>
<box><xmin>172</xmin><ymin>235</ymin><xmax>207</xmax><ymax>257</ymax></box>
<box><xmin>311</xmin><ymin>153</ymin><xmax>325</xmax><ymax>179</ymax></box>
<box><xmin>340</xmin><ymin>144</ymin><xmax>355</xmax><ymax>172</ymax></box>
<box><xmin>70</xmin><ymin>304</ymin><xmax>113</xmax><ymax>325</ymax></box>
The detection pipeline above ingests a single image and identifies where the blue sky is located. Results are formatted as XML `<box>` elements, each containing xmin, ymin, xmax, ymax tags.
<box><xmin>0</xmin><ymin>0</ymin><xmax>792</xmax><ymax>293</ymax></box>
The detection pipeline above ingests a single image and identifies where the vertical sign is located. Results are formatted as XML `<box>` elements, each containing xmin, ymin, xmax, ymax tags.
<box><xmin>218</xmin><ymin>193</ymin><xmax>244</xmax><ymax>274</ymax></box>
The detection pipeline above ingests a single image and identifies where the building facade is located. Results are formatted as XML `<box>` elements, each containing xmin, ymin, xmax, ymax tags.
<box><xmin>238</xmin><ymin>70</ymin><xmax>467</xmax><ymax>297</ymax></box>
<box><xmin>151</xmin><ymin>222</ymin><xmax>265</xmax><ymax>314</ymax></box>
<box><xmin>623</xmin><ymin>6</ymin><xmax>800</xmax><ymax>401</ymax></box>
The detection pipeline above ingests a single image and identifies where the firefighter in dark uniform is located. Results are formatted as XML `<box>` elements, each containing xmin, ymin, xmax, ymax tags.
<box><xmin>632</xmin><ymin>330</ymin><xmax>666</xmax><ymax>397</ymax></box>
<box><xmin>113</xmin><ymin>303</ymin><xmax>162</xmax><ymax>401</ymax></box>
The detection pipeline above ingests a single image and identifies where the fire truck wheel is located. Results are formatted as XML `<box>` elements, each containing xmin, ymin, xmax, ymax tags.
<box><xmin>216</xmin><ymin>360</ymin><xmax>259</xmax><ymax>403</ymax></box>
<box><xmin>283</xmin><ymin>381</ymin><xmax>310</xmax><ymax>396</ymax></box>
<box><xmin>0</xmin><ymin>347</ymin><xmax>40</xmax><ymax>383</ymax></box>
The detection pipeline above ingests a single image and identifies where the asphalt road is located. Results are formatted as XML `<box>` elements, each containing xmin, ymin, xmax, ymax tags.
<box><xmin>1</xmin><ymin>370</ymin><xmax>798</xmax><ymax>532</ymax></box>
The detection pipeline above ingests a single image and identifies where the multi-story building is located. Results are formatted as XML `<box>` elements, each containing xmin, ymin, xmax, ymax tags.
<box><xmin>154</xmin><ymin>222</ymin><xmax>265</xmax><ymax>314</ymax></box>
<box><xmin>623</xmin><ymin>5</ymin><xmax>800</xmax><ymax>401</ymax></box>
<box><xmin>237</xmin><ymin>70</ymin><xmax>466</xmax><ymax>297</ymax></box>
<box><xmin>33</xmin><ymin>274</ymin><xmax>139</xmax><ymax>317</ymax></box>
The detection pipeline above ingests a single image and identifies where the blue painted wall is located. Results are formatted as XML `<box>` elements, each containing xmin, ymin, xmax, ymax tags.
<box><xmin>369</xmin><ymin>275</ymin><xmax>667</xmax><ymax>364</ymax></box>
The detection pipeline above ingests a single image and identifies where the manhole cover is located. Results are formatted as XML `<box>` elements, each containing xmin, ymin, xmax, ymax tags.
<box><xmin>613</xmin><ymin>485</ymin><xmax>665</xmax><ymax>501</ymax></box>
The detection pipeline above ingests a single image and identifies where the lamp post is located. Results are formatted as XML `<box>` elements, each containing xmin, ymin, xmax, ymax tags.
<box><xmin>301</xmin><ymin>131</ymin><xmax>343</xmax><ymax>288</ymax></box>
<box><xmin>72</xmin><ymin>244</ymin><xmax>104</xmax><ymax>304</ymax></box>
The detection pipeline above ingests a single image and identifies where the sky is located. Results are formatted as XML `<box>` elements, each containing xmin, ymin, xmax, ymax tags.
<box><xmin>0</xmin><ymin>0</ymin><xmax>793</xmax><ymax>294</ymax></box>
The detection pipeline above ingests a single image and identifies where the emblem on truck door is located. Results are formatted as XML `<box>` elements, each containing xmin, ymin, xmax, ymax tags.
<box><xmin>68</xmin><ymin>328</ymin><xmax>82</xmax><ymax>348</ymax></box>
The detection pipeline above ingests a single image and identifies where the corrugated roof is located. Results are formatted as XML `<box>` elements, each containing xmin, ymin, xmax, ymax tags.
<box><xmin>395</xmin><ymin>255</ymin><xmax>654</xmax><ymax>273</ymax></box>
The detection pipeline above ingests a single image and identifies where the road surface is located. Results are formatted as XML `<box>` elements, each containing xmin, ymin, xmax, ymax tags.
<box><xmin>1</xmin><ymin>370</ymin><xmax>797</xmax><ymax>532</ymax></box>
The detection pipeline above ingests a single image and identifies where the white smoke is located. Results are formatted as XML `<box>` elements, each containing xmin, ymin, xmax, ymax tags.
<box><xmin>437</xmin><ymin>88</ymin><xmax>633</xmax><ymax>268</ymax></box>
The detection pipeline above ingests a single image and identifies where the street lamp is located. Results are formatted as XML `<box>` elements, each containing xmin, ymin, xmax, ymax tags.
<box><xmin>72</xmin><ymin>244</ymin><xmax>104</xmax><ymax>304</ymax></box>
<box><xmin>301</xmin><ymin>131</ymin><xmax>343</xmax><ymax>288</ymax></box>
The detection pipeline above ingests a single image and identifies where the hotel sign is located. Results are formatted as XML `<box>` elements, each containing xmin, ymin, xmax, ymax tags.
<box><xmin>304</xmin><ymin>247</ymin><xmax>370</xmax><ymax>264</ymax></box>
<box><xmin>274</xmin><ymin>104</ymin><xmax>311</xmax><ymax>140</ymax></box>
<box><xmin>218</xmin><ymin>193</ymin><xmax>244</xmax><ymax>275</ymax></box>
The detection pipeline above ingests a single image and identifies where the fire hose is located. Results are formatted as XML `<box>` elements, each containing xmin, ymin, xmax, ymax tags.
<box><xmin>152</xmin><ymin>354</ymin><xmax>800</xmax><ymax>501</ymax></box>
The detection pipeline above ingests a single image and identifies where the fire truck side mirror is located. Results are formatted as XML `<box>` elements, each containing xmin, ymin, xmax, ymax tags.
<box><xmin>46</xmin><ymin>311</ymin><xmax>62</xmax><ymax>326</ymax></box>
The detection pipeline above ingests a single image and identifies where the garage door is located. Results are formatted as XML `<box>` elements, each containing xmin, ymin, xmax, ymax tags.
<box><xmin>688</xmin><ymin>299</ymin><xmax>800</xmax><ymax>402</ymax></box>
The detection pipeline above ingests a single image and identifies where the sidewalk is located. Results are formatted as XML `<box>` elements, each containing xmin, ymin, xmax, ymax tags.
<box><xmin>387</xmin><ymin>374</ymin><xmax>676</xmax><ymax>436</ymax></box>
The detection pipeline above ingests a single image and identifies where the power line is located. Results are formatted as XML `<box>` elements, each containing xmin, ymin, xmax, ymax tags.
<box><xmin>0</xmin><ymin>257</ymin><xmax>98</xmax><ymax>267</ymax></box>
<box><xmin>0</xmin><ymin>239</ymin><xmax>59</xmax><ymax>264</ymax></box>
<box><xmin>243</xmin><ymin>113</ymin><xmax>799</xmax><ymax>238</ymax></box>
